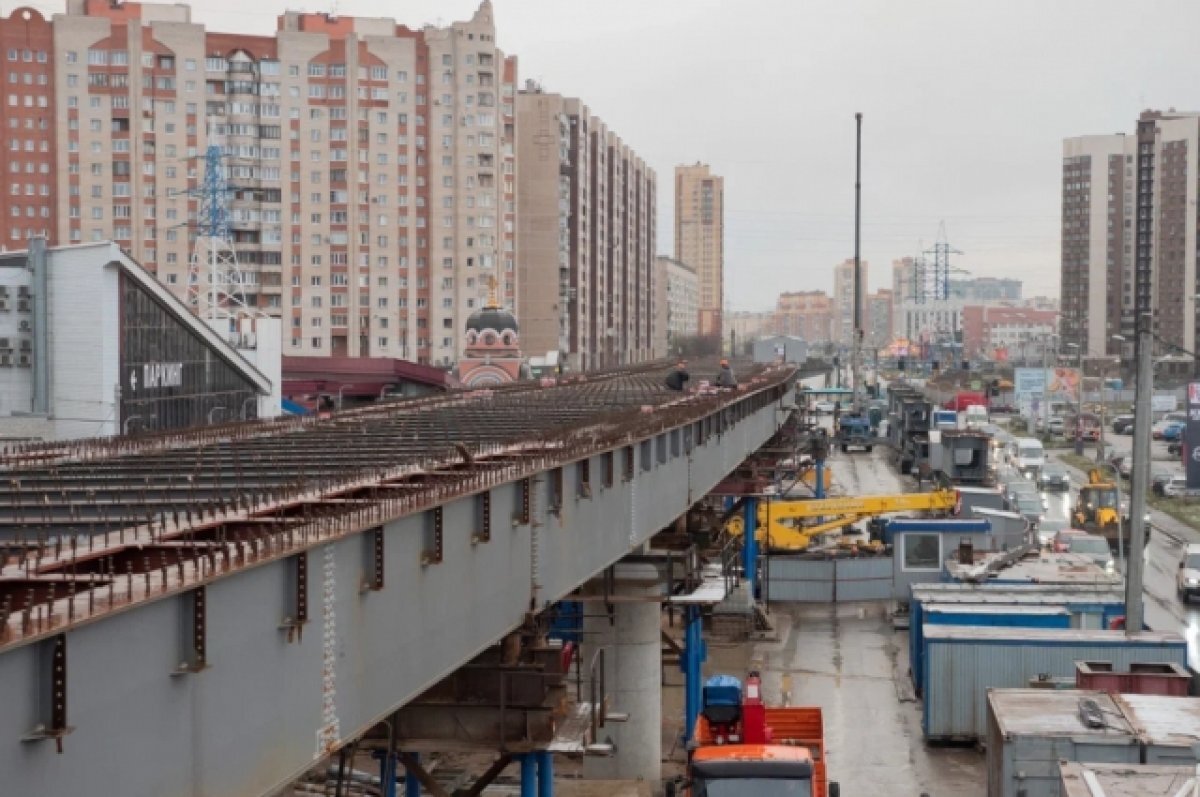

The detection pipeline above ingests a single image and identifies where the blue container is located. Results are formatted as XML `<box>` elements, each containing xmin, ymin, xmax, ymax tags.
<box><xmin>908</xmin><ymin>585</ymin><xmax>1126</xmax><ymax>690</ymax></box>
<box><xmin>547</xmin><ymin>601</ymin><xmax>582</xmax><ymax>643</ymax></box>
<box><xmin>910</xmin><ymin>604</ymin><xmax>1071</xmax><ymax>691</ymax></box>
<box><xmin>921</xmin><ymin>627</ymin><xmax>1188</xmax><ymax>741</ymax></box>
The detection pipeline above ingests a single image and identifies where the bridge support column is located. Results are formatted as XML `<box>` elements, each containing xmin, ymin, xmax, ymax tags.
<box><xmin>583</xmin><ymin>580</ymin><xmax>661</xmax><ymax>784</ymax></box>
<box><xmin>403</xmin><ymin>753</ymin><xmax>420</xmax><ymax>797</ymax></box>
<box><xmin>681</xmin><ymin>604</ymin><xmax>706</xmax><ymax>745</ymax></box>
<box><xmin>742</xmin><ymin>497</ymin><xmax>759</xmax><ymax>603</ymax></box>
<box><xmin>536</xmin><ymin>750</ymin><xmax>554</xmax><ymax>797</ymax></box>
<box><xmin>519</xmin><ymin>753</ymin><xmax>538</xmax><ymax>797</ymax></box>
<box><xmin>372</xmin><ymin>750</ymin><xmax>397</xmax><ymax>797</ymax></box>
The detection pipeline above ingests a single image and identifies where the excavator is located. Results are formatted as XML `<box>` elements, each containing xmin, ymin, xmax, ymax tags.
<box><xmin>724</xmin><ymin>488</ymin><xmax>960</xmax><ymax>552</ymax></box>
<box><xmin>667</xmin><ymin>671</ymin><xmax>839</xmax><ymax>797</ymax></box>
<box><xmin>1073</xmin><ymin>468</ymin><xmax>1150</xmax><ymax>552</ymax></box>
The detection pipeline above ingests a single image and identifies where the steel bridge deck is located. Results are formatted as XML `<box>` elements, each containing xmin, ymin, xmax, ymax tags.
<box><xmin>0</xmin><ymin>363</ymin><xmax>796</xmax><ymax>797</ymax></box>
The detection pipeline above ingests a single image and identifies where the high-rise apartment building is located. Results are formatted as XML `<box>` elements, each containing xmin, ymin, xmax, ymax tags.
<box><xmin>1</xmin><ymin>8</ymin><xmax>56</xmax><ymax>249</ymax></box>
<box><xmin>1133</xmin><ymin>111</ymin><xmax>1200</xmax><ymax>355</ymax></box>
<box><xmin>1061</xmin><ymin>133</ymin><xmax>1136</xmax><ymax>358</ymax></box>
<box><xmin>653</xmin><ymin>255</ymin><xmax>698</xmax><ymax>357</ymax></box>
<box><xmin>866</xmin><ymin>289</ymin><xmax>892</xmax><ymax>349</ymax></box>
<box><xmin>772</xmin><ymin>290</ymin><xmax>832</xmax><ymax>343</ymax></box>
<box><xmin>890</xmin><ymin>257</ymin><xmax>915</xmax><ymax>338</ymax></box>
<box><xmin>674</xmin><ymin>163</ymin><xmax>723</xmax><ymax>338</ymax></box>
<box><xmin>516</xmin><ymin>87</ymin><xmax>656</xmax><ymax>370</ymax></box>
<box><xmin>832</xmin><ymin>258</ymin><xmax>868</xmax><ymax>346</ymax></box>
<box><xmin>21</xmin><ymin>0</ymin><xmax>517</xmax><ymax>365</ymax></box>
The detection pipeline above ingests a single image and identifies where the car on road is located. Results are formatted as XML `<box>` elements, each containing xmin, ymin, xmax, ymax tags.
<box><xmin>1066</xmin><ymin>533</ymin><xmax>1117</xmax><ymax>573</ymax></box>
<box><xmin>1112</xmin><ymin>414</ymin><xmax>1135</xmax><ymax>434</ymax></box>
<box><xmin>1011</xmin><ymin>493</ymin><xmax>1045</xmax><ymax>527</ymax></box>
<box><xmin>1047</xmin><ymin>417</ymin><xmax>1065</xmax><ymax>437</ymax></box>
<box><xmin>1162</xmin><ymin>476</ymin><xmax>1189</xmax><ymax>498</ymax></box>
<box><xmin>1005</xmin><ymin>479</ymin><xmax>1048</xmax><ymax>510</ymax></box>
<box><xmin>1052</xmin><ymin>528</ymin><xmax>1087</xmax><ymax>553</ymax></box>
<box><xmin>1152</xmin><ymin>419</ymin><xmax>1179</xmax><ymax>439</ymax></box>
<box><xmin>813</xmin><ymin>400</ymin><xmax>837</xmax><ymax>414</ymax></box>
<box><xmin>1152</xmin><ymin>470</ymin><xmax>1176</xmax><ymax>496</ymax></box>
<box><xmin>1179</xmin><ymin>543</ymin><xmax>1200</xmax><ymax>602</ymax></box>
<box><xmin>1036</xmin><ymin>516</ymin><xmax>1069</xmax><ymax>547</ymax></box>
<box><xmin>1162</xmin><ymin>422</ymin><xmax>1186</xmax><ymax>442</ymax></box>
<box><xmin>1036</xmin><ymin>463</ymin><xmax>1070</xmax><ymax>492</ymax></box>
<box><xmin>989</xmin><ymin>403</ymin><xmax>1014</xmax><ymax>414</ymax></box>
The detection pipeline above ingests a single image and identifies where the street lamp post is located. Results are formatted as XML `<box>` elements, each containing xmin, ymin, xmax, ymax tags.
<box><xmin>1066</xmin><ymin>342</ymin><xmax>1084</xmax><ymax>454</ymax></box>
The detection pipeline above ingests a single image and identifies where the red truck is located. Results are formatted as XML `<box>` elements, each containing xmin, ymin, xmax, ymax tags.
<box><xmin>942</xmin><ymin>391</ymin><xmax>987</xmax><ymax>412</ymax></box>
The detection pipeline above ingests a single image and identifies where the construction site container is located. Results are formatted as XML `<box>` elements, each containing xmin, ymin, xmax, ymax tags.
<box><xmin>910</xmin><ymin>604</ymin><xmax>1071</xmax><ymax>693</ymax></box>
<box><xmin>986</xmin><ymin>689</ymin><xmax>1139</xmax><ymax>797</ymax></box>
<box><xmin>1059</xmin><ymin>762</ymin><xmax>1199</xmax><ymax>797</ymax></box>
<box><xmin>921</xmin><ymin>627</ymin><xmax>1187</xmax><ymax>741</ymax></box>
<box><xmin>1116</xmin><ymin>693</ymin><xmax>1200</xmax><ymax>765</ymax></box>
<box><xmin>1075</xmin><ymin>661</ymin><xmax>1192</xmax><ymax>696</ymax></box>
<box><xmin>909</xmin><ymin>584</ymin><xmax>1125</xmax><ymax>629</ymax></box>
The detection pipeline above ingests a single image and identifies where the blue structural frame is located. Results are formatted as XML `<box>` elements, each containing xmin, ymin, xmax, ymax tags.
<box><xmin>742</xmin><ymin>497</ymin><xmax>759</xmax><ymax>595</ymax></box>
<box><xmin>519</xmin><ymin>753</ymin><xmax>538</xmax><ymax>797</ymax></box>
<box><xmin>536</xmin><ymin>751</ymin><xmax>554</xmax><ymax>797</ymax></box>
<box><xmin>371</xmin><ymin>750</ymin><xmax>419</xmax><ymax>797</ymax></box>
<box><xmin>681</xmin><ymin>604</ymin><xmax>707</xmax><ymax>744</ymax></box>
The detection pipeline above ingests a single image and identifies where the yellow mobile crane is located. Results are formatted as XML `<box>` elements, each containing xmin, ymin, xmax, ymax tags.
<box><xmin>725</xmin><ymin>489</ymin><xmax>960</xmax><ymax>552</ymax></box>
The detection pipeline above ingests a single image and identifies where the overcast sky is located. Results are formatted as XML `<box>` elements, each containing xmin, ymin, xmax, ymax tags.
<box><xmin>28</xmin><ymin>0</ymin><xmax>1200</xmax><ymax>308</ymax></box>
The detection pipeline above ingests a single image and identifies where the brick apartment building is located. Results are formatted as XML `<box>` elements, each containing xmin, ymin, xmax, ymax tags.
<box><xmin>961</xmin><ymin>305</ymin><xmax>1059</xmax><ymax>361</ymax></box>
<box><xmin>773</xmin><ymin>290</ymin><xmax>832</xmax><ymax>343</ymax></box>
<box><xmin>2</xmin><ymin>0</ymin><xmax>519</xmax><ymax>366</ymax></box>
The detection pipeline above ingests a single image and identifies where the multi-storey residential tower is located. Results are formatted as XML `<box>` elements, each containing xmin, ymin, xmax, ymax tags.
<box><xmin>1</xmin><ymin>8</ymin><xmax>57</xmax><ymax>249</ymax></box>
<box><xmin>44</xmin><ymin>0</ymin><xmax>516</xmax><ymax>365</ymax></box>
<box><xmin>1061</xmin><ymin>133</ymin><xmax>1136</xmax><ymax>358</ymax></box>
<box><xmin>674</xmin><ymin>163</ymin><xmax>723</xmax><ymax>339</ymax></box>
<box><xmin>832</xmin><ymin>257</ymin><xmax>868</xmax><ymax>346</ymax></box>
<box><xmin>866</xmin><ymin>288</ymin><xmax>892</xmax><ymax>349</ymax></box>
<box><xmin>516</xmin><ymin>86</ymin><xmax>656</xmax><ymax>370</ymax></box>
<box><xmin>653</xmin><ymin>255</ymin><xmax>697</xmax><ymax>357</ymax></box>
<box><xmin>772</xmin><ymin>290</ymin><xmax>832</xmax><ymax>343</ymax></box>
<box><xmin>1133</xmin><ymin>111</ymin><xmax>1200</xmax><ymax>356</ymax></box>
<box><xmin>890</xmin><ymin>257</ymin><xmax>916</xmax><ymax>338</ymax></box>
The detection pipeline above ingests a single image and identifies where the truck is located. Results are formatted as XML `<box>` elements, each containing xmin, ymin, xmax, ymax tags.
<box><xmin>835</xmin><ymin>413</ymin><xmax>873</xmax><ymax>452</ymax></box>
<box><xmin>943</xmin><ymin>391</ymin><xmax>987</xmax><ymax>412</ymax></box>
<box><xmin>668</xmin><ymin>672</ymin><xmax>840</xmax><ymax>797</ymax></box>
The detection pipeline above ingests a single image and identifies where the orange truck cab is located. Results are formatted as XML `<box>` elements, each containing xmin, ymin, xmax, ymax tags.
<box><xmin>667</xmin><ymin>673</ymin><xmax>840</xmax><ymax>797</ymax></box>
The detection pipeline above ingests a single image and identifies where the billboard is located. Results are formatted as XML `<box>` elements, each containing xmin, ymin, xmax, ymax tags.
<box><xmin>1015</xmin><ymin>367</ymin><xmax>1080</xmax><ymax>418</ymax></box>
<box><xmin>1046</xmin><ymin>367</ymin><xmax>1080</xmax><ymax>402</ymax></box>
<box><xmin>1188</xmin><ymin>383</ymin><xmax>1200</xmax><ymax>489</ymax></box>
<box><xmin>1014</xmin><ymin>368</ymin><xmax>1045</xmax><ymax>417</ymax></box>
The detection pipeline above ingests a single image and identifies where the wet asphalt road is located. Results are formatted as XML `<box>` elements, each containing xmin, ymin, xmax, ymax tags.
<box><xmin>1032</xmin><ymin>453</ymin><xmax>1200</xmax><ymax>669</ymax></box>
<box><xmin>755</xmin><ymin>425</ymin><xmax>985</xmax><ymax>796</ymax></box>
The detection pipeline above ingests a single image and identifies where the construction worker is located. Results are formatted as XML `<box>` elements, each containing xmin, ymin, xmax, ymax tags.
<box><xmin>665</xmin><ymin>359</ymin><xmax>690</xmax><ymax>391</ymax></box>
<box><xmin>715</xmin><ymin>359</ymin><xmax>737</xmax><ymax>388</ymax></box>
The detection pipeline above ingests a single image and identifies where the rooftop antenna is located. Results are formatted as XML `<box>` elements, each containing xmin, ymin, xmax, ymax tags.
<box><xmin>186</xmin><ymin>143</ymin><xmax>252</xmax><ymax>335</ymax></box>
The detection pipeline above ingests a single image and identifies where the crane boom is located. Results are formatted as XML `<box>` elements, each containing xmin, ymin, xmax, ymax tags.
<box><xmin>725</xmin><ymin>488</ymin><xmax>959</xmax><ymax>552</ymax></box>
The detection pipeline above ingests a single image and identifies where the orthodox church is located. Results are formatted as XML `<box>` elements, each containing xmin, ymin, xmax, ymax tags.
<box><xmin>454</xmin><ymin>279</ymin><xmax>530</xmax><ymax>386</ymax></box>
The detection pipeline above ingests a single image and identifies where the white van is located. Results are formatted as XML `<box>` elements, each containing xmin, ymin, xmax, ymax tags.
<box><xmin>1012</xmin><ymin>437</ymin><xmax>1045</xmax><ymax>477</ymax></box>
<box><xmin>964</xmin><ymin>404</ymin><xmax>989</xmax><ymax>429</ymax></box>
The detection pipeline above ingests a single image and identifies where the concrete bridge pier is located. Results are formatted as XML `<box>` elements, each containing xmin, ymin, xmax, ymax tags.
<box><xmin>582</xmin><ymin>567</ymin><xmax>662</xmax><ymax>785</ymax></box>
